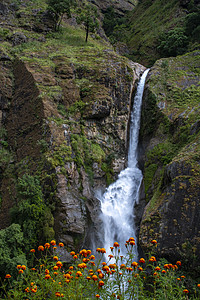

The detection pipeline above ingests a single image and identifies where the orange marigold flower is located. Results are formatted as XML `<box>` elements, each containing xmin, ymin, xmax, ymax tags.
<box><xmin>102</xmin><ymin>262</ymin><xmax>107</xmax><ymax>266</ymax></box>
<box><xmin>96</xmin><ymin>248</ymin><xmax>101</xmax><ymax>252</ymax></box>
<box><xmin>130</xmin><ymin>241</ymin><xmax>135</xmax><ymax>246</ymax></box>
<box><xmin>38</xmin><ymin>245</ymin><xmax>44</xmax><ymax>251</ymax></box>
<box><xmin>176</xmin><ymin>261</ymin><xmax>181</xmax><ymax>266</ymax></box>
<box><xmin>131</xmin><ymin>261</ymin><xmax>138</xmax><ymax>268</ymax></box>
<box><xmin>45</xmin><ymin>274</ymin><xmax>51</xmax><ymax>279</ymax></box>
<box><xmin>73</xmin><ymin>255</ymin><xmax>78</xmax><ymax>259</ymax></box>
<box><xmin>86</xmin><ymin>276</ymin><xmax>91</xmax><ymax>280</ymax></box>
<box><xmin>31</xmin><ymin>268</ymin><xmax>36</xmax><ymax>271</ymax></box>
<box><xmin>155</xmin><ymin>267</ymin><xmax>161</xmax><ymax>271</ymax></box>
<box><xmin>100</xmin><ymin>248</ymin><xmax>106</xmax><ymax>253</ymax></box>
<box><xmin>139</xmin><ymin>258</ymin><xmax>145</xmax><ymax>263</ymax></box>
<box><xmin>151</xmin><ymin>240</ymin><xmax>157</xmax><ymax>245</ymax></box>
<box><xmin>96</xmin><ymin>295</ymin><xmax>100</xmax><ymax>298</ymax></box>
<box><xmin>181</xmin><ymin>275</ymin><xmax>185</xmax><ymax>279</ymax></box>
<box><xmin>114</xmin><ymin>242</ymin><xmax>119</xmax><ymax>247</ymax></box>
<box><xmin>21</xmin><ymin>265</ymin><xmax>26</xmax><ymax>270</ymax></box>
<box><xmin>149</xmin><ymin>256</ymin><xmax>156</xmax><ymax>262</ymax></box>
<box><xmin>70</xmin><ymin>251</ymin><xmax>75</xmax><ymax>256</ymax></box>
<box><xmin>55</xmin><ymin>292</ymin><xmax>61</xmax><ymax>297</ymax></box>
<box><xmin>183</xmin><ymin>289</ymin><xmax>189</xmax><ymax>294</ymax></box>
<box><xmin>16</xmin><ymin>265</ymin><xmax>22</xmax><ymax>269</ymax></box>
<box><xmin>197</xmin><ymin>284</ymin><xmax>200</xmax><ymax>288</ymax></box>
<box><xmin>69</xmin><ymin>266</ymin><xmax>73</xmax><ymax>270</ymax></box>
<box><xmin>138</xmin><ymin>267</ymin><xmax>143</xmax><ymax>271</ymax></box>
<box><xmin>99</xmin><ymin>273</ymin><xmax>104</xmax><ymax>279</ymax></box>
<box><xmin>59</xmin><ymin>242</ymin><xmax>64</xmax><ymax>247</ymax></box>
<box><xmin>44</xmin><ymin>243</ymin><xmax>50</xmax><ymax>249</ymax></box>
<box><xmin>56</xmin><ymin>261</ymin><xmax>63</xmax><ymax>268</ymax></box>
<box><xmin>65</xmin><ymin>279</ymin><xmax>70</xmax><ymax>283</ymax></box>
<box><xmin>177</xmin><ymin>278</ymin><xmax>181</xmax><ymax>281</ymax></box>
<box><xmin>110</xmin><ymin>247</ymin><xmax>114</xmax><ymax>251</ymax></box>
<box><xmin>64</xmin><ymin>274</ymin><xmax>71</xmax><ymax>279</ymax></box>
<box><xmin>50</xmin><ymin>240</ymin><xmax>56</xmax><ymax>246</ymax></box>
<box><xmin>53</xmin><ymin>256</ymin><xmax>58</xmax><ymax>261</ymax></box>
<box><xmin>76</xmin><ymin>271</ymin><xmax>82</xmax><ymax>277</ymax></box>
<box><xmin>108</xmin><ymin>254</ymin><xmax>114</xmax><ymax>259</ymax></box>
<box><xmin>5</xmin><ymin>274</ymin><xmax>11</xmax><ymax>279</ymax></box>
<box><xmin>80</xmin><ymin>249</ymin><xmax>87</xmax><ymax>256</ymax></box>
<box><xmin>129</xmin><ymin>237</ymin><xmax>135</xmax><ymax>242</ymax></box>
<box><xmin>120</xmin><ymin>264</ymin><xmax>126</xmax><ymax>269</ymax></box>
<box><xmin>25</xmin><ymin>287</ymin><xmax>30</xmax><ymax>293</ymax></box>
<box><xmin>87</xmin><ymin>250</ymin><xmax>92</xmax><ymax>255</ymax></box>
<box><xmin>161</xmin><ymin>270</ymin><xmax>166</xmax><ymax>274</ymax></box>
<box><xmin>90</xmin><ymin>255</ymin><xmax>95</xmax><ymax>260</ymax></box>
<box><xmin>61</xmin><ymin>294</ymin><xmax>64</xmax><ymax>298</ymax></box>
<box><xmin>30</xmin><ymin>249</ymin><xmax>35</xmax><ymax>253</ymax></box>
<box><xmin>18</xmin><ymin>269</ymin><xmax>23</xmax><ymax>274</ymax></box>
<box><xmin>53</xmin><ymin>265</ymin><xmax>59</xmax><ymax>271</ymax></box>
<box><xmin>98</xmin><ymin>280</ymin><xmax>104</xmax><ymax>287</ymax></box>
<box><xmin>164</xmin><ymin>264</ymin><xmax>170</xmax><ymax>269</ymax></box>
<box><xmin>54</xmin><ymin>272</ymin><xmax>58</xmax><ymax>275</ymax></box>
<box><xmin>45</xmin><ymin>269</ymin><xmax>49</xmax><ymax>274</ymax></box>
<box><xmin>92</xmin><ymin>275</ymin><xmax>98</xmax><ymax>281</ymax></box>
<box><xmin>31</xmin><ymin>288</ymin><xmax>37</xmax><ymax>293</ymax></box>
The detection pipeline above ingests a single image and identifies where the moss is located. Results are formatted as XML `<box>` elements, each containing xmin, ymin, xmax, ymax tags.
<box><xmin>144</xmin><ymin>163</ymin><xmax>158</xmax><ymax>195</ymax></box>
<box><xmin>46</xmin><ymin>143</ymin><xmax>73</xmax><ymax>168</ymax></box>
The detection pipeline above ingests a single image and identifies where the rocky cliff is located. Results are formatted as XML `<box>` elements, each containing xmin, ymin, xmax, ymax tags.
<box><xmin>0</xmin><ymin>0</ymin><xmax>145</xmax><ymax>253</ymax></box>
<box><xmin>139</xmin><ymin>51</ymin><xmax>200</xmax><ymax>273</ymax></box>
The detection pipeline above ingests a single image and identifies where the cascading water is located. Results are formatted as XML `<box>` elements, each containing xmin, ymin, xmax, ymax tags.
<box><xmin>99</xmin><ymin>68</ymin><xmax>150</xmax><ymax>258</ymax></box>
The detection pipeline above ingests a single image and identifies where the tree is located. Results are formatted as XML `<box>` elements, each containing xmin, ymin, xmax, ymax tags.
<box><xmin>157</xmin><ymin>28</ymin><xmax>188</xmax><ymax>57</ymax></box>
<box><xmin>76</xmin><ymin>3</ymin><xmax>99</xmax><ymax>42</ymax></box>
<box><xmin>47</xmin><ymin>0</ymin><xmax>75</xmax><ymax>31</ymax></box>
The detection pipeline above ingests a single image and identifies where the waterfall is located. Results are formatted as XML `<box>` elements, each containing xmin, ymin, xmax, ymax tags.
<box><xmin>99</xmin><ymin>68</ymin><xmax>150</xmax><ymax>259</ymax></box>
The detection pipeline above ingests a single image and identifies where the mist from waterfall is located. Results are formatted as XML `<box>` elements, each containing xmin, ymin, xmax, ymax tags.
<box><xmin>99</xmin><ymin>69</ymin><xmax>150</xmax><ymax>258</ymax></box>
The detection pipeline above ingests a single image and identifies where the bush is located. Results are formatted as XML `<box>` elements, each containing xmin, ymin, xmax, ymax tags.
<box><xmin>0</xmin><ymin>224</ymin><xmax>27</xmax><ymax>280</ymax></box>
<box><xmin>157</xmin><ymin>28</ymin><xmax>189</xmax><ymax>57</ymax></box>
<box><xmin>2</xmin><ymin>238</ymin><xmax>200</xmax><ymax>299</ymax></box>
<box><xmin>10</xmin><ymin>174</ymin><xmax>54</xmax><ymax>250</ymax></box>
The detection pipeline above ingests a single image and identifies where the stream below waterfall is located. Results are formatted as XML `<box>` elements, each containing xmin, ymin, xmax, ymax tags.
<box><xmin>98</xmin><ymin>68</ymin><xmax>150</xmax><ymax>259</ymax></box>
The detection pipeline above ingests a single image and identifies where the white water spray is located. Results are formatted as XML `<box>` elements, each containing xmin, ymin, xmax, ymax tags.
<box><xmin>99</xmin><ymin>69</ymin><xmax>150</xmax><ymax>258</ymax></box>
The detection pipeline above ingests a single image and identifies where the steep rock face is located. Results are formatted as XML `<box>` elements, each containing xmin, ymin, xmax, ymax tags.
<box><xmin>90</xmin><ymin>0</ymin><xmax>137</xmax><ymax>14</ymax></box>
<box><xmin>139</xmin><ymin>51</ymin><xmax>200</xmax><ymax>271</ymax></box>
<box><xmin>0</xmin><ymin>28</ymin><xmax>145</xmax><ymax>253</ymax></box>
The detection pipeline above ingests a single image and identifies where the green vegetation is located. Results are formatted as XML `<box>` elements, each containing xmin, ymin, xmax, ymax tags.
<box><xmin>124</xmin><ymin>0</ymin><xmax>200</xmax><ymax>65</ymax></box>
<box><xmin>47</xmin><ymin>0</ymin><xmax>75</xmax><ymax>31</ymax></box>
<box><xmin>0</xmin><ymin>224</ymin><xmax>27</xmax><ymax>279</ymax></box>
<box><xmin>103</xmin><ymin>6</ymin><xmax>128</xmax><ymax>44</ymax></box>
<box><xmin>10</xmin><ymin>175</ymin><xmax>54</xmax><ymax>250</ymax></box>
<box><xmin>76</xmin><ymin>2</ymin><xmax>99</xmax><ymax>42</ymax></box>
<box><xmin>1</xmin><ymin>239</ymin><xmax>200</xmax><ymax>299</ymax></box>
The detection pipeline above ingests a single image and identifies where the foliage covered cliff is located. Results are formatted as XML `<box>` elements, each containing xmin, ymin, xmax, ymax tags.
<box><xmin>110</xmin><ymin>0</ymin><xmax>200</xmax><ymax>65</ymax></box>
<box><xmin>139</xmin><ymin>51</ymin><xmax>200</xmax><ymax>275</ymax></box>
<box><xmin>0</xmin><ymin>0</ymin><xmax>145</xmax><ymax>272</ymax></box>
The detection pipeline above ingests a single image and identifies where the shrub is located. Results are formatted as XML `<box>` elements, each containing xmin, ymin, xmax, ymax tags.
<box><xmin>1</xmin><ymin>238</ymin><xmax>200</xmax><ymax>299</ymax></box>
<box><xmin>157</xmin><ymin>28</ymin><xmax>189</xmax><ymax>57</ymax></box>
<box><xmin>0</xmin><ymin>224</ymin><xmax>27</xmax><ymax>280</ymax></box>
